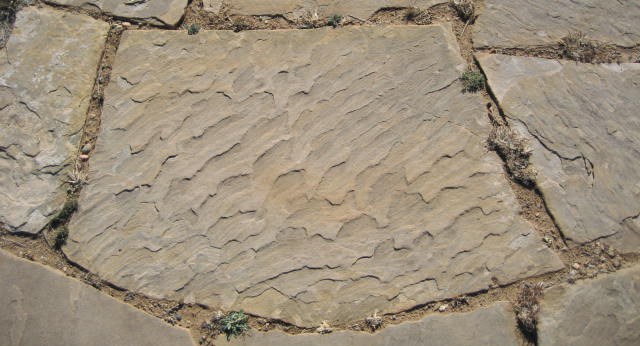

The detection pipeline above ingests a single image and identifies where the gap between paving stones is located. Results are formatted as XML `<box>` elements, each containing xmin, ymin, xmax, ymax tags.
<box><xmin>2</xmin><ymin>1</ymin><xmax>640</xmax><ymax>345</ymax></box>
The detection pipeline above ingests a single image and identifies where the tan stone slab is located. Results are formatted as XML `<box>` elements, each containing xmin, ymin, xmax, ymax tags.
<box><xmin>478</xmin><ymin>53</ymin><xmax>640</xmax><ymax>253</ymax></box>
<box><xmin>46</xmin><ymin>0</ymin><xmax>188</xmax><ymax>26</ymax></box>
<box><xmin>473</xmin><ymin>0</ymin><xmax>640</xmax><ymax>48</ymax></box>
<box><xmin>539</xmin><ymin>266</ymin><xmax>640</xmax><ymax>346</ymax></box>
<box><xmin>0</xmin><ymin>8</ymin><xmax>108</xmax><ymax>234</ymax></box>
<box><xmin>212</xmin><ymin>0</ymin><xmax>446</xmax><ymax>19</ymax></box>
<box><xmin>217</xmin><ymin>302</ymin><xmax>520</xmax><ymax>346</ymax></box>
<box><xmin>0</xmin><ymin>250</ymin><xmax>195</xmax><ymax>346</ymax></box>
<box><xmin>67</xmin><ymin>25</ymin><xmax>562</xmax><ymax>326</ymax></box>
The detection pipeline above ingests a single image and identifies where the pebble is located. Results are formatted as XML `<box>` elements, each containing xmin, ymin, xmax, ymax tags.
<box><xmin>612</xmin><ymin>258</ymin><xmax>621</xmax><ymax>268</ymax></box>
<box><xmin>571</xmin><ymin>263</ymin><xmax>581</xmax><ymax>270</ymax></box>
<box><xmin>81</xmin><ymin>144</ymin><xmax>92</xmax><ymax>154</ymax></box>
<box><xmin>79</xmin><ymin>154</ymin><xmax>90</xmax><ymax>161</ymax></box>
<box><xmin>122</xmin><ymin>22</ymin><xmax>131</xmax><ymax>28</ymax></box>
<box><xmin>438</xmin><ymin>304</ymin><xmax>448</xmax><ymax>312</ymax></box>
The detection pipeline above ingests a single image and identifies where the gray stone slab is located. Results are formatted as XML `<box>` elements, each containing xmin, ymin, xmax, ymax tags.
<box><xmin>539</xmin><ymin>266</ymin><xmax>640</xmax><ymax>346</ymax></box>
<box><xmin>478</xmin><ymin>53</ymin><xmax>640</xmax><ymax>253</ymax></box>
<box><xmin>0</xmin><ymin>250</ymin><xmax>195</xmax><ymax>346</ymax></box>
<box><xmin>212</xmin><ymin>0</ymin><xmax>446</xmax><ymax>19</ymax></box>
<box><xmin>66</xmin><ymin>25</ymin><xmax>562</xmax><ymax>327</ymax></box>
<box><xmin>46</xmin><ymin>0</ymin><xmax>188</xmax><ymax>26</ymax></box>
<box><xmin>217</xmin><ymin>302</ymin><xmax>521</xmax><ymax>346</ymax></box>
<box><xmin>473</xmin><ymin>0</ymin><xmax>640</xmax><ymax>48</ymax></box>
<box><xmin>0</xmin><ymin>8</ymin><xmax>108</xmax><ymax>234</ymax></box>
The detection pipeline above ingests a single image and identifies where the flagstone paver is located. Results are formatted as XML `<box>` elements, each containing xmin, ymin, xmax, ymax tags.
<box><xmin>538</xmin><ymin>266</ymin><xmax>640</xmax><ymax>346</ymax></box>
<box><xmin>473</xmin><ymin>0</ymin><xmax>640</xmax><ymax>48</ymax></box>
<box><xmin>65</xmin><ymin>25</ymin><xmax>562</xmax><ymax>326</ymax></box>
<box><xmin>209</xmin><ymin>0</ymin><xmax>447</xmax><ymax>19</ymax></box>
<box><xmin>0</xmin><ymin>250</ymin><xmax>195</xmax><ymax>346</ymax></box>
<box><xmin>0</xmin><ymin>7</ymin><xmax>108</xmax><ymax>234</ymax></box>
<box><xmin>478</xmin><ymin>54</ymin><xmax>640</xmax><ymax>253</ymax></box>
<box><xmin>47</xmin><ymin>0</ymin><xmax>188</xmax><ymax>26</ymax></box>
<box><xmin>216</xmin><ymin>302</ymin><xmax>521</xmax><ymax>346</ymax></box>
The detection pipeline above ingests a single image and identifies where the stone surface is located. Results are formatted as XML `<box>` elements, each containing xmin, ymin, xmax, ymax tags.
<box><xmin>46</xmin><ymin>0</ymin><xmax>188</xmax><ymax>26</ymax></box>
<box><xmin>67</xmin><ymin>25</ymin><xmax>562</xmax><ymax>326</ymax></box>
<box><xmin>212</xmin><ymin>0</ymin><xmax>446</xmax><ymax>19</ymax></box>
<box><xmin>538</xmin><ymin>266</ymin><xmax>640</xmax><ymax>346</ymax></box>
<box><xmin>0</xmin><ymin>250</ymin><xmax>195</xmax><ymax>346</ymax></box>
<box><xmin>0</xmin><ymin>8</ymin><xmax>108</xmax><ymax>234</ymax></box>
<box><xmin>217</xmin><ymin>302</ymin><xmax>520</xmax><ymax>346</ymax></box>
<box><xmin>478</xmin><ymin>54</ymin><xmax>640</xmax><ymax>253</ymax></box>
<box><xmin>473</xmin><ymin>0</ymin><xmax>640</xmax><ymax>48</ymax></box>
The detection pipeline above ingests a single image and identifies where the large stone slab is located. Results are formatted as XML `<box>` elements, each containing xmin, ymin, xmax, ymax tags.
<box><xmin>538</xmin><ymin>266</ymin><xmax>640</xmax><ymax>346</ymax></box>
<box><xmin>46</xmin><ymin>0</ymin><xmax>188</xmax><ymax>26</ymax></box>
<box><xmin>0</xmin><ymin>250</ymin><xmax>195</xmax><ymax>346</ymax></box>
<box><xmin>67</xmin><ymin>25</ymin><xmax>562</xmax><ymax>326</ymax></box>
<box><xmin>0</xmin><ymin>8</ymin><xmax>108</xmax><ymax>234</ymax></box>
<box><xmin>478</xmin><ymin>54</ymin><xmax>640</xmax><ymax>253</ymax></box>
<box><xmin>211</xmin><ymin>0</ymin><xmax>446</xmax><ymax>19</ymax></box>
<box><xmin>473</xmin><ymin>0</ymin><xmax>640</xmax><ymax>48</ymax></box>
<box><xmin>217</xmin><ymin>302</ymin><xmax>520</xmax><ymax>346</ymax></box>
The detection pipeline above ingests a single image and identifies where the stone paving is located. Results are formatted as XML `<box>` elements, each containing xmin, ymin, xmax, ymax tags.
<box><xmin>47</xmin><ymin>0</ymin><xmax>188</xmax><ymax>26</ymax></box>
<box><xmin>206</xmin><ymin>0</ymin><xmax>447</xmax><ymax>20</ymax></box>
<box><xmin>65</xmin><ymin>24</ymin><xmax>561</xmax><ymax>326</ymax></box>
<box><xmin>216</xmin><ymin>302</ymin><xmax>521</xmax><ymax>346</ymax></box>
<box><xmin>478</xmin><ymin>54</ymin><xmax>640</xmax><ymax>253</ymax></box>
<box><xmin>538</xmin><ymin>266</ymin><xmax>640</xmax><ymax>346</ymax></box>
<box><xmin>1</xmin><ymin>1</ymin><xmax>639</xmax><ymax>345</ymax></box>
<box><xmin>474</xmin><ymin>0</ymin><xmax>640</xmax><ymax>48</ymax></box>
<box><xmin>0</xmin><ymin>250</ymin><xmax>195</xmax><ymax>346</ymax></box>
<box><xmin>0</xmin><ymin>7</ymin><xmax>108</xmax><ymax>234</ymax></box>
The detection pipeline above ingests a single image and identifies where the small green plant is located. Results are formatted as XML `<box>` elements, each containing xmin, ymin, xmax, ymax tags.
<box><xmin>220</xmin><ymin>311</ymin><xmax>250</xmax><ymax>340</ymax></box>
<box><xmin>49</xmin><ymin>199</ymin><xmax>78</xmax><ymax>228</ymax></box>
<box><xmin>53</xmin><ymin>227</ymin><xmax>69</xmax><ymax>250</ymax></box>
<box><xmin>186</xmin><ymin>23</ymin><xmax>200</xmax><ymax>35</ymax></box>
<box><xmin>328</xmin><ymin>14</ymin><xmax>342</xmax><ymax>28</ymax></box>
<box><xmin>460</xmin><ymin>70</ymin><xmax>485</xmax><ymax>93</ymax></box>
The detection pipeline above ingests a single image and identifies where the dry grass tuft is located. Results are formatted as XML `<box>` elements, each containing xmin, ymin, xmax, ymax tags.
<box><xmin>514</xmin><ymin>282</ymin><xmax>545</xmax><ymax>340</ymax></box>
<box><xmin>450</xmin><ymin>0</ymin><xmax>475</xmax><ymax>22</ymax></box>
<box><xmin>488</xmin><ymin>125</ymin><xmax>537</xmax><ymax>187</ymax></box>
<box><xmin>560</xmin><ymin>32</ymin><xmax>598</xmax><ymax>63</ymax></box>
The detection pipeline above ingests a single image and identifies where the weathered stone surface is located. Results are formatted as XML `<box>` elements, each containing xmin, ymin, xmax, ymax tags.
<box><xmin>46</xmin><ymin>0</ymin><xmax>188</xmax><ymax>26</ymax></box>
<box><xmin>478</xmin><ymin>54</ymin><xmax>640</xmax><ymax>253</ymax></box>
<box><xmin>0</xmin><ymin>250</ymin><xmax>195</xmax><ymax>346</ymax></box>
<box><xmin>217</xmin><ymin>302</ymin><xmax>520</xmax><ymax>346</ymax></box>
<box><xmin>473</xmin><ymin>0</ymin><xmax>640</xmax><ymax>48</ymax></box>
<box><xmin>539</xmin><ymin>266</ymin><xmax>640</xmax><ymax>346</ymax></box>
<box><xmin>67</xmin><ymin>25</ymin><xmax>562</xmax><ymax>326</ymax></box>
<box><xmin>212</xmin><ymin>0</ymin><xmax>446</xmax><ymax>19</ymax></box>
<box><xmin>0</xmin><ymin>8</ymin><xmax>108</xmax><ymax>234</ymax></box>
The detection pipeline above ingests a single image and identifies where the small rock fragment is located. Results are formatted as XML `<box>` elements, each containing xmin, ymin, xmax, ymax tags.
<box><xmin>122</xmin><ymin>21</ymin><xmax>132</xmax><ymax>28</ymax></box>
<box><xmin>438</xmin><ymin>304</ymin><xmax>449</xmax><ymax>312</ymax></box>
<box><xmin>316</xmin><ymin>321</ymin><xmax>332</xmax><ymax>334</ymax></box>
<box><xmin>81</xmin><ymin>144</ymin><xmax>92</xmax><ymax>154</ymax></box>
<box><xmin>571</xmin><ymin>263</ymin><xmax>581</xmax><ymax>270</ymax></box>
<box><xmin>365</xmin><ymin>311</ymin><xmax>383</xmax><ymax>330</ymax></box>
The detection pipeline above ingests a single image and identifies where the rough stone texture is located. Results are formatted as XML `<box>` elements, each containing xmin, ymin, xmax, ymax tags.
<box><xmin>67</xmin><ymin>25</ymin><xmax>563</xmax><ymax>326</ymax></box>
<box><xmin>46</xmin><ymin>0</ymin><xmax>188</xmax><ymax>26</ymax></box>
<box><xmin>0</xmin><ymin>8</ymin><xmax>108</xmax><ymax>234</ymax></box>
<box><xmin>0</xmin><ymin>250</ymin><xmax>195</xmax><ymax>346</ymax></box>
<box><xmin>478</xmin><ymin>54</ymin><xmax>640</xmax><ymax>253</ymax></box>
<box><xmin>212</xmin><ymin>0</ymin><xmax>446</xmax><ymax>19</ymax></box>
<box><xmin>217</xmin><ymin>302</ymin><xmax>520</xmax><ymax>346</ymax></box>
<box><xmin>539</xmin><ymin>266</ymin><xmax>640</xmax><ymax>346</ymax></box>
<box><xmin>473</xmin><ymin>0</ymin><xmax>640</xmax><ymax>48</ymax></box>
